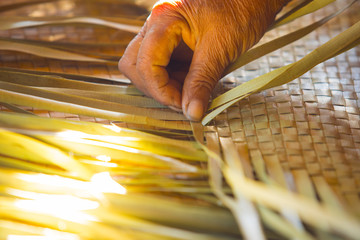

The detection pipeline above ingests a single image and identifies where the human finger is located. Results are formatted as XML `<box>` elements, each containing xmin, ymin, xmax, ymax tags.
<box><xmin>136</xmin><ymin>17</ymin><xmax>188</xmax><ymax>110</ymax></box>
<box><xmin>118</xmin><ymin>25</ymin><xmax>149</xmax><ymax>95</ymax></box>
<box><xmin>182</xmin><ymin>35</ymin><xmax>231</xmax><ymax>121</ymax></box>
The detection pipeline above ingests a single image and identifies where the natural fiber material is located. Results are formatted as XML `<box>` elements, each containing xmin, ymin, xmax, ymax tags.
<box><xmin>208</xmin><ymin>0</ymin><xmax>360</xmax><ymax>215</ymax></box>
<box><xmin>0</xmin><ymin>0</ymin><xmax>359</xmax><ymax>239</ymax></box>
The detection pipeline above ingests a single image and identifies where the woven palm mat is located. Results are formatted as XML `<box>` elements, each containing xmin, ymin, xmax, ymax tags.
<box><xmin>208</xmin><ymin>1</ymin><xmax>360</xmax><ymax>214</ymax></box>
<box><xmin>0</xmin><ymin>0</ymin><xmax>359</xmax><ymax>217</ymax></box>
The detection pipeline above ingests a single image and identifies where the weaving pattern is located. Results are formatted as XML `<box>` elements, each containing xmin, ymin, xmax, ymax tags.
<box><xmin>0</xmin><ymin>0</ymin><xmax>359</xmax><ymax>239</ymax></box>
<box><xmin>208</xmin><ymin>0</ymin><xmax>360</xmax><ymax>212</ymax></box>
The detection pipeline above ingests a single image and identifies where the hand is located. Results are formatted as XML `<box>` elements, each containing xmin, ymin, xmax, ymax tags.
<box><xmin>118</xmin><ymin>0</ymin><xmax>288</xmax><ymax>121</ymax></box>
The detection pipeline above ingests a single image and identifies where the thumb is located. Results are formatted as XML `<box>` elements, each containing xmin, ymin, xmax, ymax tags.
<box><xmin>182</xmin><ymin>38</ymin><xmax>230</xmax><ymax>121</ymax></box>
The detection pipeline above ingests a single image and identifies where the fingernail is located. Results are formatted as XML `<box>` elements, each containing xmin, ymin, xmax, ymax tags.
<box><xmin>186</xmin><ymin>100</ymin><xmax>204</xmax><ymax>121</ymax></box>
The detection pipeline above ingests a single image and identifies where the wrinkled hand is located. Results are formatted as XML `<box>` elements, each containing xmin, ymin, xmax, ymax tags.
<box><xmin>118</xmin><ymin>0</ymin><xmax>288</xmax><ymax>121</ymax></box>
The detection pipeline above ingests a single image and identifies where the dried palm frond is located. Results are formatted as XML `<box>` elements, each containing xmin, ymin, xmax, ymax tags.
<box><xmin>0</xmin><ymin>0</ymin><xmax>359</xmax><ymax>239</ymax></box>
<box><xmin>0</xmin><ymin>112</ymin><xmax>241</xmax><ymax>240</ymax></box>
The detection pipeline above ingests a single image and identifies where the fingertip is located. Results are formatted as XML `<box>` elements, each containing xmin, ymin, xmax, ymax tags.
<box><xmin>149</xmin><ymin>81</ymin><xmax>182</xmax><ymax>111</ymax></box>
<box><xmin>184</xmin><ymin>99</ymin><xmax>205</xmax><ymax>122</ymax></box>
<box><xmin>182</xmin><ymin>80</ymin><xmax>213</xmax><ymax>122</ymax></box>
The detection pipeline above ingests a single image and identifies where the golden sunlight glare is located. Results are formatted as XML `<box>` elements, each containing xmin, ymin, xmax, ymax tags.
<box><xmin>7</xmin><ymin>227</ymin><xmax>80</xmax><ymax>240</ymax></box>
<box><xmin>96</xmin><ymin>155</ymin><xmax>111</xmax><ymax>162</ymax></box>
<box><xmin>7</xmin><ymin>236</ymin><xmax>77</xmax><ymax>240</ymax></box>
<box><xmin>90</xmin><ymin>172</ymin><xmax>126</xmax><ymax>195</ymax></box>
<box><xmin>11</xmin><ymin>190</ymin><xmax>99</xmax><ymax>224</ymax></box>
<box><xmin>15</xmin><ymin>172</ymin><xmax>126</xmax><ymax>195</ymax></box>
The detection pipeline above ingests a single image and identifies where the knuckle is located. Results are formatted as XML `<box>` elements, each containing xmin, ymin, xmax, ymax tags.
<box><xmin>206</xmin><ymin>31</ymin><xmax>241</xmax><ymax>63</ymax></box>
<box><xmin>136</xmin><ymin>55</ymin><xmax>149</xmax><ymax>74</ymax></box>
<box><xmin>193</xmin><ymin>78</ymin><xmax>215</xmax><ymax>94</ymax></box>
<box><xmin>151</xmin><ymin>1</ymin><xmax>178</xmax><ymax>15</ymax></box>
<box><xmin>194</xmin><ymin>56</ymin><xmax>223</xmax><ymax>78</ymax></box>
<box><xmin>148</xmin><ymin>2</ymin><xmax>185</xmax><ymax>29</ymax></box>
<box><xmin>189</xmin><ymin>66</ymin><xmax>218</xmax><ymax>92</ymax></box>
<box><xmin>147</xmin><ymin>17</ymin><xmax>183</xmax><ymax>38</ymax></box>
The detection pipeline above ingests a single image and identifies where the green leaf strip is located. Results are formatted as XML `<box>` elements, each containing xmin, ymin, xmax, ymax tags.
<box><xmin>202</xmin><ymin>20</ymin><xmax>360</xmax><ymax>125</ymax></box>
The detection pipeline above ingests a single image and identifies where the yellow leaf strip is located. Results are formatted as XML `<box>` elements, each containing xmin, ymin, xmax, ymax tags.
<box><xmin>0</xmin><ymin>129</ymin><xmax>93</xmax><ymax>180</ymax></box>
<box><xmin>0</xmin><ymin>37</ymin><xmax>123</xmax><ymax>61</ymax></box>
<box><xmin>0</xmin><ymin>67</ymin><xmax>132</xmax><ymax>85</ymax></box>
<box><xmin>38</xmin><ymin>88</ymin><xmax>166</xmax><ymax>108</ymax></box>
<box><xmin>0</xmin><ymin>69</ymin><xmax>140</xmax><ymax>94</ymax></box>
<box><xmin>0</xmin><ymin>81</ymin><xmax>185</xmax><ymax>120</ymax></box>
<box><xmin>273</xmin><ymin>0</ymin><xmax>337</xmax><ymax>28</ymax></box>
<box><xmin>0</xmin><ymin>90</ymin><xmax>191</xmax><ymax>130</ymax></box>
<box><xmin>0</xmin><ymin>39</ymin><xmax>115</xmax><ymax>63</ymax></box>
<box><xmin>0</xmin><ymin>16</ymin><xmax>142</xmax><ymax>33</ymax></box>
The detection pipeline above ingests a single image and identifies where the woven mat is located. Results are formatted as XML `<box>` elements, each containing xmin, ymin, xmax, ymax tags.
<box><xmin>209</xmin><ymin>1</ymin><xmax>360</xmax><ymax>213</ymax></box>
<box><xmin>0</xmin><ymin>0</ymin><xmax>359</xmax><ymax>215</ymax></box>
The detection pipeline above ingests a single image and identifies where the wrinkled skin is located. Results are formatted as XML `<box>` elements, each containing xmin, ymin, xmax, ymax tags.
<box><xmin>118</xmin><ymin>0</ymin><xmax>289</xmax><ymax>121</ymax></box>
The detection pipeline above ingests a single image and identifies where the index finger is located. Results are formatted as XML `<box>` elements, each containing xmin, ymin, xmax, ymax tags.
<box><xmin>136</xmin><ymin>17</ymin><xmax>186</xmax><ymax>110</ymax></box>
